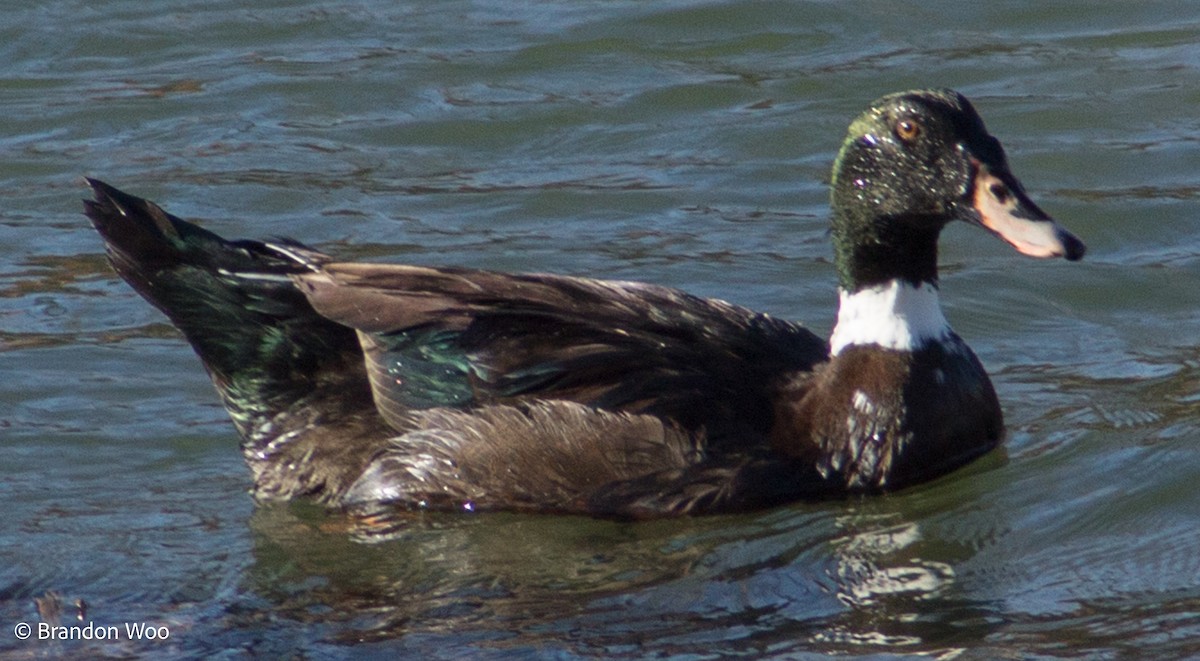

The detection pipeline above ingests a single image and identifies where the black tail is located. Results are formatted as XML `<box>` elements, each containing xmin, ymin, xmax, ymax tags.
<box><xmin>84</xmin><ymin>178</ymin><xmax>370</xmax><ymax>442</ymax></box>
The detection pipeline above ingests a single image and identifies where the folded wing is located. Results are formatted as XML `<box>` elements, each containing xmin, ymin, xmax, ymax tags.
<box><xmin>293</xmin><ymin>263</ymin><xmax>829</xmax><ymax>447</ymax></box>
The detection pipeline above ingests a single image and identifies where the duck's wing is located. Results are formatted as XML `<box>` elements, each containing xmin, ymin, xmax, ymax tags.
<box><xmin>293</xmin><ymin>262</ymin><xmax>828</xmax><ymax>445</ymax></box>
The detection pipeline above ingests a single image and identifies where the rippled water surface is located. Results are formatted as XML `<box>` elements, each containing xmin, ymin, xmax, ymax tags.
<box><xmin>4</xmin><ymin>1</ymin><xmax>1200</xmax><ymax>659</ymax></box>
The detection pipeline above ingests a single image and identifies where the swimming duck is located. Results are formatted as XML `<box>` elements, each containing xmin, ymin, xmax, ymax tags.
<box><xmin>85</xmin><ymin>89</ymin><xmax>1084</xmax><ymax>518</ymax></box>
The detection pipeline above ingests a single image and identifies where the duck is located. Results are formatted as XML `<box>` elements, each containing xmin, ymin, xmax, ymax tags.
<box><xmin>85</xmin><ymin>89</ymin><xmax>1085</xmax><ymax>519</ymax></box>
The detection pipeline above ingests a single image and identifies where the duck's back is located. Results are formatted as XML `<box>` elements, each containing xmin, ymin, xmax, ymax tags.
<box><xmin>295</xmin><ymin>262</ymin><xmax>828</xmax><ymax>437</ymax></box>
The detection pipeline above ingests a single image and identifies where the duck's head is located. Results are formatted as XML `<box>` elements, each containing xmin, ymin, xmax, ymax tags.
<box><xmin>829</xmin><ymin>89</ymin><xmax>1085</xmax><ymax>291</ymax></box>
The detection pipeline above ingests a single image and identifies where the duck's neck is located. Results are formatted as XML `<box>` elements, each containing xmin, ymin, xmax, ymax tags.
<box><xmin>829</xmin><ymin>279</ymin><xmax>952</xmax><ymax>356</ymax></box>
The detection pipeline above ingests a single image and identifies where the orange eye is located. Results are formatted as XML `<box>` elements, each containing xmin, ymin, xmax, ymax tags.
<box><xmin>894</xmin><ymin>119</ymin><xmax>920</xmax><ymax>142</ymax></box>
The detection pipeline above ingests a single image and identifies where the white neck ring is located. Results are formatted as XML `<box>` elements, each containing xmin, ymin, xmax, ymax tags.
<box><xmin>829</xmin><ymin>280</ymin><xmax>951</xmax><ymax>356</ymax></box>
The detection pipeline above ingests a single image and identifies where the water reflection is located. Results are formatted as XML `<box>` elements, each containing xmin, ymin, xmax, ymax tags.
<box><xmin>235</xmin><ymin>471</ymin><xmax>1014</xmax><ymax>657</ymax></box>
<box><xmin>829</xmin><ymin>520</ymin><xmax>956</xmax><ymax>609</ymax></box>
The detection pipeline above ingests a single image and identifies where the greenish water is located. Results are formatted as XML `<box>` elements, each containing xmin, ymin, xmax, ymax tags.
<box><xmin>3</xmin><ymin>1</ymin><xmax>1200</xmax><ymax>658</ymax></box>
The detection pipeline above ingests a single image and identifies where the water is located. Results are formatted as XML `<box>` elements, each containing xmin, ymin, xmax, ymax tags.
<box><xmin>3</xmin><ymin>1</ymin><xmax>1199</xmax><ymax>658</ymax></box>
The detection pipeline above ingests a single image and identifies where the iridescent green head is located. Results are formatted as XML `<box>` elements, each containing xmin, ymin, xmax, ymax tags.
<box><xmin>828</xmin><ymin>89</ymin><xmax>1084</xmax><ymax>291</ymax></box>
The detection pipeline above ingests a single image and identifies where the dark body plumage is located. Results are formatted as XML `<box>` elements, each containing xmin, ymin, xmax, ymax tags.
<box><xmin>85</xmin><ymin>89</ymin><xmax>1084</xmax><ymax>518</ymax></box>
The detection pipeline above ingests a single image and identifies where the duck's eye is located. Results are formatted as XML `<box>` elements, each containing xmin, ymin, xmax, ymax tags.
<box><xmin>894</xmin><ymin>119</ymin><xmax>921</xmax><ymax>142</ymax></box>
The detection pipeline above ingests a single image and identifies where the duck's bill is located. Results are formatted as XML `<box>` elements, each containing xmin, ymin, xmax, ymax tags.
<box><xmin>970</xmin><ymin>165</ymin><xmax>1086</xmax><ymax>261</ymax></box>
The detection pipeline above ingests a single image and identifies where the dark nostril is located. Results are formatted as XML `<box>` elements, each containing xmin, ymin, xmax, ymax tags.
<box><xmin>989</xmin><ymin>183</ymin><xmax>1010</xmax><ymax>204</ymax></box>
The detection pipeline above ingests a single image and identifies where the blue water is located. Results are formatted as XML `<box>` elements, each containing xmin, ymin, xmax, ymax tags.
<box><xmin>3</xmin><ymin>1</ymin><xmax>1200</xmax><ymax>658</ymax></box>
